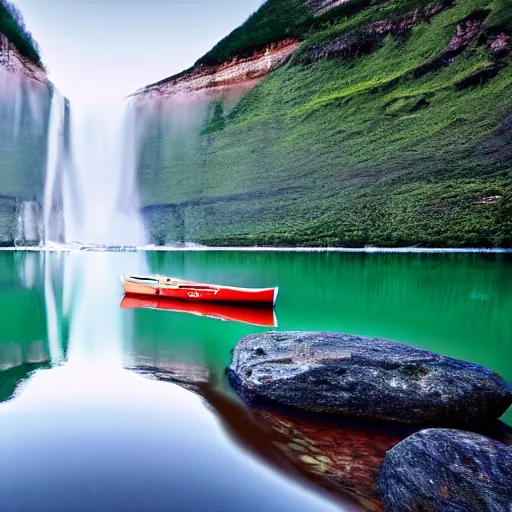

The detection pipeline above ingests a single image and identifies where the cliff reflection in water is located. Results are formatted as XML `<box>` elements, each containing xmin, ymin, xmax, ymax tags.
<box><xmin>0</xmin><ymin>252</ymin><xmax>59</xmax><ymax>402</ymax></box>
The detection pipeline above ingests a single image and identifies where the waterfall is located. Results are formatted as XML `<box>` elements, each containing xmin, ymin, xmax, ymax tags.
<box><xmin>38</xmin><ymin>94</ymin><xmax>148</xmax><ymax>372</ymax></box>
<box><xmin>43</xmin><ymin>87</ymin><xmax>66</xmax><ymax>244</ymax></box>
<box><xmin>61</xmin><ymin>99</ymin><xmax>145</xmax><ymax>247</ymax></box>
<box><xmin>58</xmin><ymin>100</ymin><xmax>147</xmax><ymax>369</ymax></box>
<box><xmin>41</xmin><ymin>94</ymin><xmax>146</xmax><ymax>247</ymax></box>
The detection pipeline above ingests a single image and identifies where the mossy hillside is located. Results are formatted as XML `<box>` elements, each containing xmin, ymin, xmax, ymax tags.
<box><xmin>139</xmin><ymin>0</ymin><xmax>512</xmax><ymax>247</ymax></box>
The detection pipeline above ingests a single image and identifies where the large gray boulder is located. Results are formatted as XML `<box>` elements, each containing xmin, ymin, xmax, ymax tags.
<box><xmin>378</xmin><ymin>429</ymin><xmax>512</xmax><ymax>511</ymax></box>
<box><xmin>227</xmin><ymin>331</ymin><xmax>512</xmax><ymax>424</ymax></box>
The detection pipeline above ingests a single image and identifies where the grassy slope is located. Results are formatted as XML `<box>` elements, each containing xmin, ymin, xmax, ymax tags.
<box><xmin>139</xmin><ymin>0</ymin><xmax>512</xmax><ymax>247</ymax></box>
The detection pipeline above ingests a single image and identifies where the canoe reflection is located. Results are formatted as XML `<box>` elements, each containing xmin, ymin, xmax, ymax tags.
<box><xmin>120</xmin><ymin>295</ymin><xmax>278</xmax><ymax>327</ymax></box>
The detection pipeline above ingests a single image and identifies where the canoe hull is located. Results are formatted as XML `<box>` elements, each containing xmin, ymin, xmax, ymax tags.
<box><xmin>121</xmin><ymin>276</ymin><xmax>278</xmax><ymax>306</ymax></box>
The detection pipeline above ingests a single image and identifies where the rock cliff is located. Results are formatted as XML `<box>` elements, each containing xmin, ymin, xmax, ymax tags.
<box><xmin>0</xmin><ymin>33</ymin><xmax>45</xmax><ymax>83</ymax></box>
<box><xmin>134</xmin><ymin>0</ymin><xmax>512</xmax><ymax>248</ymax></box>
<box><xmin>0</xmin><ymin>31</ymin><xmax>58</xmax><ymax>246</ymax></box>
<box><xmin>134</xmin><ymin>39</ymin><xmax>299</xmax><ymax>104</ymax></box>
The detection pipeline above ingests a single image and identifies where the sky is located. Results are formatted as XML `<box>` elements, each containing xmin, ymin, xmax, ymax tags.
<box><xmin>14</xmin><ymin>0</ymin><xmax>264</xmax><ymax>100</ymax></box>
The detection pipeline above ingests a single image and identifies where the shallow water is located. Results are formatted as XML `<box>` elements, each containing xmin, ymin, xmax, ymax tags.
<box><xmin>0</xmin><ymin>250</ymin><xmax>510</xmax><ymax>511</ymax></box>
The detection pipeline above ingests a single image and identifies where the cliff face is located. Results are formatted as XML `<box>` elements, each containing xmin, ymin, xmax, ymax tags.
<box><xmin>0</xmin><ymin>33</ymin><xmax>52</xmax><ymax>246</ymax></box>
<box><xmin>0</xmin><ymin>33</ymin><xmax>45</xmax><ymax>83</ymax></box>
<box><xmin>135</xmin><ymin>0</ymin><xmax>512</xmax><ymax>248</ymax></box>
<box><xmin>134</xmin><ymin>40</ymin><xmax>299</xmax><ymax>103</ymax></box>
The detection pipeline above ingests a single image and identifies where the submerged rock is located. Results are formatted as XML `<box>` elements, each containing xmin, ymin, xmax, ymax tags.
<box><xmin>254</xmin><ymin>409</ymin><xmax>409</xmax><ymax>511</ymax></box>
<box><xmin>227</xmin><ymin>332</ymin><xmax>512</xmax><ymax>424</ymax></box>
<box><xmin>127</xmin><ymin>362</ymin><xmax>209</xmax><ymax>393</ymax></box>
<box><xmin>378</xmin><ymin>429</ymin><xmax>512</xmax><ymax>511</ymax></box>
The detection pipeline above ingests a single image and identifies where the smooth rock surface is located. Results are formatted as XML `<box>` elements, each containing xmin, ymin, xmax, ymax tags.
<box><xmin>378</xmin><ymin>429</ymin><xmax>512</xmax><ymax>511</ymax></box>
<box><xmin>227</xmin><ymin>332</ymin><xmax>512</xmax><ymax>424</ymax></box>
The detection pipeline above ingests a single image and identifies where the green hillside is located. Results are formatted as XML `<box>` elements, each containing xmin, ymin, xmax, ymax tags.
<box><xmin>138</xmin><ymin>0</ymin><xmax>512</xmax><ymax>248</ymax></box>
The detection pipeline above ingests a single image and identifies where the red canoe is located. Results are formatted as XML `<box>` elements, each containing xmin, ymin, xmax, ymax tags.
<box><xmin>121</xmin><ymin>275</ymin><xmax>279</xmax><ymax>306</ymax></box>
<box><xmin>120</xmin><ymin>295</ymin><xmax>278</xmax><ymax>327</ymax></box>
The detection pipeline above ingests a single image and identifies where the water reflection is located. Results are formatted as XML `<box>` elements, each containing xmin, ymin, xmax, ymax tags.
<box><xmin>0</xmin><ymin>250</ymin><xmax>511</xmax><ymax>511</ymax></box>
<box><xmin>0</xmin><ymin>252</ymin><xmax>51</xmax><ymax>402</ymax></box>
<box><xmin>1</xmin><ymin>366</ymin><xmax>349</xmax><ymax>511</ymax></box>
<box><xmin>136</xmin><ymin>364</ymin><xmax>394</xmax><ymax>511</ymax></box>
<box><xmin>0</xmin><ymin>251</ymin><xmax>353</xmax><ymax>511</ymax></box>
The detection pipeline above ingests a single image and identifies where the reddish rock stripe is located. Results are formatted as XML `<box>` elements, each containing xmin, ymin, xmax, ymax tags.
<box><xmin>132</xmin><ymin>39</ymin><xmax>299</xmax><ymax>103</ymax></box>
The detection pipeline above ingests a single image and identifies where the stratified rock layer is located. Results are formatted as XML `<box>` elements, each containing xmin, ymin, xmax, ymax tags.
<box><xmin>378</xmin><ymin>428</ymin><xmax>512</xmax><ymax>512</ymax></box>
<box><xmin>228</xmin><ymin>332</ymin><xmax>512</xmax><ymax>424</ymax></box>
<box><xmin>133</xmin><ymin>39</ymin><xmax>299</xmax><ymax>104</ymax></box>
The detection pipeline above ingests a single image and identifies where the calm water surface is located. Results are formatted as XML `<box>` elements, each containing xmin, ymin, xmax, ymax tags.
<box><xmin>0</xmin><ymin>250</ymin><xmax>510</xmax><ymax>511</ymax></box>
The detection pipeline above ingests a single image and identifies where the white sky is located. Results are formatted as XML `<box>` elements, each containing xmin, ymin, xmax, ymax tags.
<box><xmin>14</xmin><ymin>0</ymin><xmax>264</xmax><ymax>100</ymax></box>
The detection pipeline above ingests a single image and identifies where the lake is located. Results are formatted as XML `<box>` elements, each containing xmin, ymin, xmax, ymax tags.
<box><xmin>0</xmin><ymin>249</ymin><xmax>510</xmax><ymax>511</ymax></box>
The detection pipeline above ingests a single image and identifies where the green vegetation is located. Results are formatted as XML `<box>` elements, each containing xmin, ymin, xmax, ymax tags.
<box><xmin>0</xmin><ymin>0</ymin><xmax>41</xmax><ymax>64</ymax></box>
<box><xmin>139</xmin><ymin>0</ymin><xmax>512</xmax><ymax>248</ymax></box>
<box><xmin>197</xmin><ymin>0</ymin><xmax>452</xmax><ymax>66</ymax></box>
<box><xmin>197</xmin><ymin>0</ymin><xmax>311</xmax><ymax>65</ymax></box>
<box><xmin>201</xmin><ymin>102</ymin><xmax>226</xmax><ymax>135</ymax></box>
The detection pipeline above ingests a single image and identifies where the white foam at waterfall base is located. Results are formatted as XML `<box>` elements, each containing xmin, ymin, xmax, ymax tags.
<box><xmin>62</xmin><ymin>99</ymin><xmax>145</xmax><ymax>247</ymax></box>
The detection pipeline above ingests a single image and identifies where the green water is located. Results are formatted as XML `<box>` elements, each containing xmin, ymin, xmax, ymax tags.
<box><xmin>131</xmin><ymin>251</ymin><xmax>512</xmax><ymax>422</ymax></box>
<box><xmin>0</xmin><ymin>250</ymin><xmax>510</xmax><ymax>511</ymax></box>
